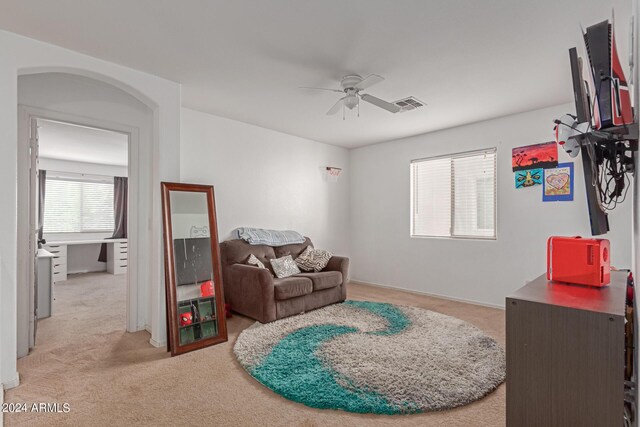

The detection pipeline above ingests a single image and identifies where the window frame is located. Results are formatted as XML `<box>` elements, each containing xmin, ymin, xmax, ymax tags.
<box><xmin>410</xmin><ymin>147</ymin><xmax>497</xmax><ymax>241</ymax></box>
<box><xmin>43</xmin><ymin>171</ymin><xmax>116</xmax><ymax>234</ymax></box>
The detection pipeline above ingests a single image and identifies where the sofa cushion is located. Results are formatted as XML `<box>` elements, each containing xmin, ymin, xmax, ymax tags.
<box><xmin>295</xmin><ymin>271</ymin><xmax>342</xmax><ymax>291</ymax></box>
<box><xmin>273</xmin><ymin>276</ymin><xmax>313</xmax><ymax>300</ymax></box>
<box><xmin>274</xmin><ymin>237</ymin><xmax>313</xmax><ymax>259</ymax></box>
<box><xmin>221</xmin><ymin>239</ymin><xmax>275</xmax><ymax>270</ymax></box>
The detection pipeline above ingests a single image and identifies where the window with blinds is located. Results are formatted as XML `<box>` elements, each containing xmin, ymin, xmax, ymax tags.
<box><xmin>410</xmin><ymin>148</ymin><xmax>497</xmax><ymax>239</ymax></box>
<box><xmin>43</xmin><ymin>177</ymin><xmax>114</xmax><ymax>233</ymax></box>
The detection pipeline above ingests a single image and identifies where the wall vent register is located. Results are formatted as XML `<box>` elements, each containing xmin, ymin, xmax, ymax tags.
<box><xmin>394</xmin><ymin>96</ymin><xmax>425</xmax><ymax>112</ymax></box>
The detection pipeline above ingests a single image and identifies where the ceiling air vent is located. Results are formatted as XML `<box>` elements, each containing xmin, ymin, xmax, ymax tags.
<box><xmin>394</xmin><ymin>96</ymin><xmax>425</xmax><ymax>112</ymax></box>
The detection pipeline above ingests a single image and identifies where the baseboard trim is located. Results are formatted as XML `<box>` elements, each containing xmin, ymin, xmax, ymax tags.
<box><xmin>127</xmin><ymin>327</ymin><xmax>146</xmax><ymax>334</ymax></box>
<box><xmin>348</xmin><ymin>279</ymin><xmax>505</xmax><ymax>310</ymax></box>
<box><xmin>2</xmin><ymin>372</ymin><xmax>20</xmax><ymax>390</ymax></box>
<box><xmin>149</xmin><ymin>337</ymin><xmax>166</xmax><ymax>348</ymax></box>
<box><xmin>67</xmin><ymin>269</ymin><xmax>108</xmax><ymax>275</ymax></box>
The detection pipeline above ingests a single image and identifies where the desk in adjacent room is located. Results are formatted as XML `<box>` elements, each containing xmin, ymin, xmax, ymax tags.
<box><xmin>44</xmin><ymin>238</ymin><xmax>127</xmax><ymax>282</ymax></box>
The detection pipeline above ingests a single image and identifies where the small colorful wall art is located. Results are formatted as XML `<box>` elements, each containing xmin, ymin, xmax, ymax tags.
<box><xmin>515</xmin><ymin>168</ymin><xmax>543</xmax><ymax>189</ymax></box>
<box><xmin>512</xmin><ymin>141</ymin><xmax>559</xmax><ymax>172</ymax></box>
<box><xmin>543</xmin><ymin>162</ymin><xmax>574</xmax><ymax>202</ymax></box>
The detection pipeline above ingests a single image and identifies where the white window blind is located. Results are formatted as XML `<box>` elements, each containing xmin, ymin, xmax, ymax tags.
<box><xmin>43</xmin><ymin>176</ymin><xmax>114</xmax><ymax>233</ymax></box>
<box><xmin>411</xmin><ymin>149</ymin><xmax>496</xmax><ymax>239</ymax></box>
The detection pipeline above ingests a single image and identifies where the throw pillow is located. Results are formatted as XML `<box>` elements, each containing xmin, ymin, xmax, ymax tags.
<box><xmin>294</xmin><ymin>245</ymin><xmax>314</xmax><ymax>269</ymax></box>
<box><xmin>295</xmin><ymin>245</ymin><xmax>315</xmax><ymax>272</ymax></box>
<box><xmin>295</xmin><ymin>245</ymin><xmax>333</xmax><ymax>272</ymax></box>
<box><xmin>247</xmin><ymin>254</ymin><xmax>267</xmax><ymax>270</ymax></box>
<box><xmin>270</xmin><ymin>255</ymin><xmax>301</xmax><ymax>278</ymax></box>
<box><xmin>309</xmin><ymin>249</ymin><xmax>332</xmax><ymax>272</ymax></box>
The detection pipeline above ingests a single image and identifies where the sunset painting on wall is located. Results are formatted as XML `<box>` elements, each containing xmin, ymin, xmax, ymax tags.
<box><xmin>511</xmin><ymin>142</ymin><xmax>559</xmax><ymax>171</ymax></box>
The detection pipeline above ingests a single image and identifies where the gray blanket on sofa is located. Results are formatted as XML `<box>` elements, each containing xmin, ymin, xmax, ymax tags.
<box><xmin>234</xmin><ymin>227</ymin><xmax>305</xmax><ymax>246</ymax></box>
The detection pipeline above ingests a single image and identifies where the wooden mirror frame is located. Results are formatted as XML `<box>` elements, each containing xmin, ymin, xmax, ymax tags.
<box><xmin>161</xmin><ymin>182</ymin><xmax>227</xmax><ymax>356</ymax></box>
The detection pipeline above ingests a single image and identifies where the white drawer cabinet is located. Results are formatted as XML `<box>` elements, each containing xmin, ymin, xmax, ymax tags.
<box><xmin>44</xmin><ymin>243</ymin><xmax>67</xmax><ymax>282</ymax></box>
<box><xmin>44</xmin><ymin>239</ymin><xmax>127</xmax><ymax>277</ymax></box>
<box><xmin>107</xmin><ymin>240</ymin><xmax>128</xmax><ymax>275</ymax></box>
<box><xmin>36</xmin><ymin>249</ymin><xmax>54</xmax><ymax>319</ymax></box>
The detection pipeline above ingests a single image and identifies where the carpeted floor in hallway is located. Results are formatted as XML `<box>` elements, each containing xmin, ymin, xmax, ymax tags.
<box><xmin>5</xmin><ymin>272</ymin><xmax>505</xmax><ymax>426</ymax></box>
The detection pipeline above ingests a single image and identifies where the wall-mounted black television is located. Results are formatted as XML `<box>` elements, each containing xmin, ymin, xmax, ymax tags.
<box><xmin>568</xmin><ymin>47</ymin><xmax>610</xmax><ymax>236</ymax></box>
<box><xmin>173</xmin><ymin>237</ymin><xmax>213</xmax><ymax>286</ymax></box>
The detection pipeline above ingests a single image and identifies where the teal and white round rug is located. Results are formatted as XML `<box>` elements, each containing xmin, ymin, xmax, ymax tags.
<box><xmin>234</xmin><ymin>300</ymin><xmax>505</xmax><ymax>414</ymax></box>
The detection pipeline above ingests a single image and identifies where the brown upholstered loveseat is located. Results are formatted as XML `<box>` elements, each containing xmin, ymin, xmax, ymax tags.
<box><xmin>219</xmin><ymin>237</ymin><xmax>349</xmax><ymax>323</ymax></box>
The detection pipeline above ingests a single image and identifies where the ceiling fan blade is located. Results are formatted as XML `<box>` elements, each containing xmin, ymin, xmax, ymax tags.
<box><xmin>299</xmin><ymin>86</ymin><xmax>344</xmax><ymax>93</ymax></box>
<box><xmin>360</xmin><ymin>94</ymin><xmax>401</xmax><ymax>113</ymax></box>
<box><xmin>326</xmin><ymin>97</ymin><xmax>345</xmax><ymax>115</ymax></box>
<box><xmin>354</xmin><ymin>74</ymin><xmax>384</xmax><ymax>91</ymax></box>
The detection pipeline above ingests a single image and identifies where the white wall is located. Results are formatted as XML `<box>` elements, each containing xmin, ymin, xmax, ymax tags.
<box><xmin>171</xmin><ymin>214</ymin><xmax>210</xmax><ymax>240</ymax></box>
<box><xmin>65</xmin><ymin>244</ymin><xmax>106</xmax><ymax>274</ymax></box>
<box><xmin>350</xmin><ymin>103</ymin><xmax>633</xmax><ymax>307</ymax></box>
<box><xmin>0</xmin><ymin>29</ymin><xmax>180</xmax><ymax>389</ymax></box>
<box><xmin>180</xmin><ymin>108</ymin><xmax>350</xmax><ymax>256</ymax></box>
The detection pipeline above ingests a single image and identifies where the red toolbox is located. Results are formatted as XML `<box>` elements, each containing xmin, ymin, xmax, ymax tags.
<box><xmin>547</xmin><ymin>236</ymin><xmax>610</xmax><ymax>286</ymax></box>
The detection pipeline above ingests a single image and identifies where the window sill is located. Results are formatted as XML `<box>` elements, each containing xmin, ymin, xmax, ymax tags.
<box><xmin>410</xmin><ymin>234</ymin><xmax>497</xmax><ymax>241</ymax></box>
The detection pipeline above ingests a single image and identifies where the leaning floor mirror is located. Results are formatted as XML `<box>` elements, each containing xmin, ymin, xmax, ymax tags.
<box><xmin>161</xmin><ymin>182</ymin><xmax>227</xmax><ymax>356</ymax></box>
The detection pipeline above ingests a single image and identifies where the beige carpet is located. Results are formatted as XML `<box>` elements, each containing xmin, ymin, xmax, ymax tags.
<box><xmin>5</xmin><ymin>273</ymin><xmax>505</xmax><ymax>426</ymax></box>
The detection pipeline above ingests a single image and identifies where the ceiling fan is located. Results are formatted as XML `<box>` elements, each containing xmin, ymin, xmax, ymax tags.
<box><xmin>300</xmin><ymin>74</ymin><xmax>401</xmax><ymax>117</ymax></box>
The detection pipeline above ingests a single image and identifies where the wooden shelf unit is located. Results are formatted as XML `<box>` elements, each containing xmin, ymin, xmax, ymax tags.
<box><xmin>177</xmin><ymin>296</ymin><xmax>218</xmax><ymax>345</ymax></box>
<box><xmin>506</xmin><ymin>271</ymin><xmax>631</xmax><ymax>426</ymax></box>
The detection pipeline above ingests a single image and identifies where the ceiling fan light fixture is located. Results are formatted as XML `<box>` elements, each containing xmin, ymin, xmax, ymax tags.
<box><xmin>310</xmin><ymin>74</ymin><xmax>400</xmax><ymax>116</ymax></box>
<box><xmin>344</xmin><ymin>94</ymin><xmax>358</xmax><ymax>110</ymax></box>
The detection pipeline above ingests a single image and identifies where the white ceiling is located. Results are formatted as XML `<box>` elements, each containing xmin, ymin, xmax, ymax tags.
<box><xmin>38</xmin><ymin>120</ymin><xmax>128</xmax><ymax>166</ymax></box>
<box><xmin>0</xmin><ymin>0</ymin><xmax>633</xmax><ymax>148</ymax></box>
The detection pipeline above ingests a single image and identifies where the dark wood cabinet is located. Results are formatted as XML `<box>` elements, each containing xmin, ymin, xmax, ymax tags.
<box><xmin>506</xmin><ymin>271</ymin><xmax>628</xmax><ymax>426</ymax></box>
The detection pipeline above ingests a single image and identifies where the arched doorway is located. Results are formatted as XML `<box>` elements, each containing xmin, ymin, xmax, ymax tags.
<box><xmin>16</xmin><ymin>71</ymin><xmax>155</xmax><ymax>357</ymax></box>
